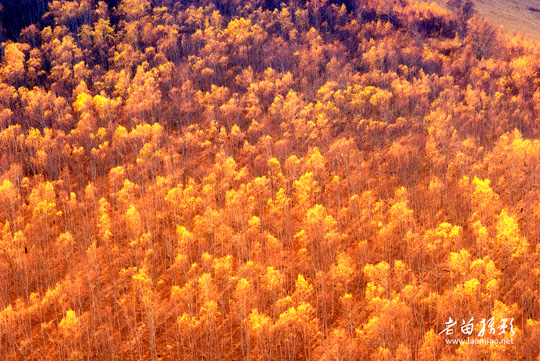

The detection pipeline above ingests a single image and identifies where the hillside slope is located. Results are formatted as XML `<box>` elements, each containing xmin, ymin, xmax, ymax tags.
<box><xmin>475</xmin><ymin>0</ymin><xmax>540</xmax><ymax>39</ymax></box>
<box><xmin>430</xmin><ymin>0</ymin><xmax>540</xmax><ymax>39</ymax></box>
<box><xmin>0</xmin><ymin>0</ymin><xmax>539</xmax><ymax>360</ymax></box>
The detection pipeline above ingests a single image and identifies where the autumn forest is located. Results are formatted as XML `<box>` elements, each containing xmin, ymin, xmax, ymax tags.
<box><xmin>0</xmin><ymin>0</ymin><xmax>539</xmax><ymax>360</ymax></box>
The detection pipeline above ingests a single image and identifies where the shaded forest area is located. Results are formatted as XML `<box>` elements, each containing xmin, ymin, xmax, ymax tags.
<box><xmin>0</xmin><ymin>0</ymin><xmax>120</xmax><ymax>40</ymax></box>
<box><xmin>0</xmin><ymin>0</ymin><xmax>540</xmax><ymax>360</ymax></box>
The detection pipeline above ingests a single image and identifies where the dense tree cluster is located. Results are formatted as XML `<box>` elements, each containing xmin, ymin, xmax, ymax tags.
<box><xmin>0</xmin><ymin>0</ymin><xmax>539</xmax><ymax>360</ymax></box>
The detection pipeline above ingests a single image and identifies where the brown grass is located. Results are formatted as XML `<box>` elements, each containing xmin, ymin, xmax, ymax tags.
<box><xmin>428</xmin><ymin>0</ymin><xmax>540</xmax><ymax>40</ymax></box>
